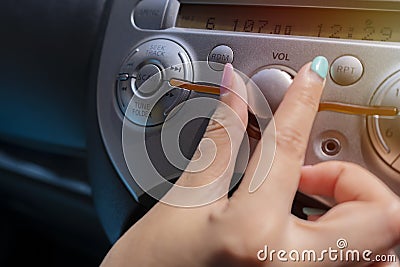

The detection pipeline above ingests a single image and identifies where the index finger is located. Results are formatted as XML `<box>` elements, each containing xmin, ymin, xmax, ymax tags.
<box><xmin>237</xmin><ymin>56</ymin><xmax>329</xmax><ymax>211</ymax></box>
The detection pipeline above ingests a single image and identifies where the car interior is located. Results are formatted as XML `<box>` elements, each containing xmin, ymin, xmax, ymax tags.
<box><xmin>1</xmin><ymin>0</ymin><xmax>399</xmax><ymax>266</ymax></box>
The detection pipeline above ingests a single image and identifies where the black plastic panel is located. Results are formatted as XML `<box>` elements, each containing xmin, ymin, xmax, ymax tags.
<box><xmin>0</xmin><ymin>0</ymin><xmax>106</xmax><ymax>154</ymax></box>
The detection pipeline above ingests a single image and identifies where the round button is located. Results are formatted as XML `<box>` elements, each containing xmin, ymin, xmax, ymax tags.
<box><xmin>330</xmin><ymin>55</ymin><xmax>363</xmax><ymax>86</ymax></box>
<box><xmin>135</xmin><ymin>64</ymin><xmax>162</xmax><ymax>95</ymax></box>
<box><xmin>117</xmin><ymin>39</ymin><xmax>192</xmax><ymax>127</ymax></box>
<box><xmin>247</xmin><ymin>66</ymin><xmax>295</xmax><ymax>135</ymax></box>
<box><xmin>368</xmin><ymin>70</ymin><xmax>400</xmax><ymax>173</ymax></box>
<box><xmin>250</xmin><ymin>66</ymin><xmax>295</xmax><ymax>113</ymax></box>
<box><xmin>208</xmin><ymin>45</ymin><xmax>234</xmax><ymax>71</ymax></box>
<box><xmin>133</xmin><ymin>0</ymin><xmax>166</xmax><ymax>30</ymax></box>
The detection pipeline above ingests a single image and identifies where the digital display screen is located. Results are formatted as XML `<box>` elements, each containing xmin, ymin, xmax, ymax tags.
<box><xmin>176</xmin><ymin>5</ymin><xmax>400</xmax><ymax>42</ymax></box>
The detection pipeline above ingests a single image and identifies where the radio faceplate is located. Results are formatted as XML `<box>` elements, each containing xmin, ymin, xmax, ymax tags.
<box><xmin>97</xmin><ymin>0</ymin><xmax>400</xmax><ymax>202</ymax></box>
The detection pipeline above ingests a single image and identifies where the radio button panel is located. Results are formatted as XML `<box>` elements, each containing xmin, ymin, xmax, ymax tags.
<box><xmin>116</xmin><ymin>39</ymin><xmax>192</xmax><ymax>126</ymax></box>
<box><xmin>97</xmin><ymin>0</ymin><xmax>400</xmax><ymax>203</ymax></box>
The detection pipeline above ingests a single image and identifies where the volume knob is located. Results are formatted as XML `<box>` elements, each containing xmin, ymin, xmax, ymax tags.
<box><xmin>250</xmin><ymin>66</ymin><xmax>295</xmax><ymax>114</ymax></box>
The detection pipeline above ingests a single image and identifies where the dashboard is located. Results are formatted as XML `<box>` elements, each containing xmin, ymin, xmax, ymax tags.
<box><xmin>1</xmin><ymin>0</ymin><xmax>400</xmax><ymax>254</ymax></box>
<box><xmin>95</xmin><ymin>0</ymin><xmax>400</xmax><ymax>226</ymax></box>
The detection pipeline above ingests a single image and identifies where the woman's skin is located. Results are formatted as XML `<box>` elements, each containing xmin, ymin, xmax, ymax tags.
<box><xmin>101</xmin><ymin>59</ymin><xmax>400</xmax><ymax>267</ymax></box>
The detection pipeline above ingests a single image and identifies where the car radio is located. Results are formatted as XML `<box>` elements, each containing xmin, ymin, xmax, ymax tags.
<box><xmin>97</xmin><ymin>0</ymin><xmax>400</xmax><ymax>205</ymax></box>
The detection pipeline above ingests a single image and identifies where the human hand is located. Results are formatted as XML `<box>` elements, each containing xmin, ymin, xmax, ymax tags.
<box><xmin>102</xmin><ymin>58</ymin><xmax>400</xmax><ymax>267</ymax></box>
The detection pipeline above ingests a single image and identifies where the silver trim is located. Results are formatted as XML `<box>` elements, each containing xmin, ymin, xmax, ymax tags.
<box><xmin>178</xmin><ymin>0</ymin><xmax>400</xmax><ymax>11</ymax></box>
<box><xmin>374</xmin><ymin>116</ymin><xmax>391</xmax><ymax>153</ymax></box>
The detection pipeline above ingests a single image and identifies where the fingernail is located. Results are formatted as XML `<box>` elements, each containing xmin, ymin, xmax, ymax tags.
<box><xmin>220</xmin><ymin>63</ymin><xmax>234</xmax><ymax>96</ymax></box>
<box><xmin>311</xmin><ymin>56</ymin><xmax>329</xmax><ymax>79</ymax></box>
<box><xmin>303</xmin><ymin>207</ymin><xmax>327</xmax><ymax>216</ymax></box>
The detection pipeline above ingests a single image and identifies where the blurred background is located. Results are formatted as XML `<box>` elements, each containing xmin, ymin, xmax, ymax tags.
<box><xmin>0</xmin><ymin>0</ymin><xmax>110</xmax><ymax>265</ymax></box>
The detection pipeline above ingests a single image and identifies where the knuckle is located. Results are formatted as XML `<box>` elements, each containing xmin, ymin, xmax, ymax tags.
<box><xmin>330</xmin><ymin>161</ymin><xmax>359</xmax><ymax>172</ymax></box>
<box><xmin>275</xmin><ymin>126</ymin><xmax>307</xmax><ymax>159</ymax></box>
<box><xmin>206</xmin><ymin>117</ymin><xmax>225</xmax><ymax>133</ymax></box>
<box><xmin>204</xmin><ymin>119</ymin><xmax>230</xmax><ymax>143</ymax></box>
<box><xmin>206</xmin><ymin>107</ymin><xmax>232</xmax><ymax>134</ymax></box>
<box><xmin>205</xmin><ymin>110</ymin><xmax>245</xmax><ymax>143</ymax></box>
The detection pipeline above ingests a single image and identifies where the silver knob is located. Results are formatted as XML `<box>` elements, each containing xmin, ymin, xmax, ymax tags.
<box><xmin>250</xmin><ymin>66</ymin><xmax>295</xmax><ymax>114</ymax></box>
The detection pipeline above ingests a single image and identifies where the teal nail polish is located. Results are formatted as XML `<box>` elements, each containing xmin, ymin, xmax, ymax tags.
<box><xmin>311</xmin><ymin>56</ymin><xmax>329</xmax><ymax>79</ymax></box>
